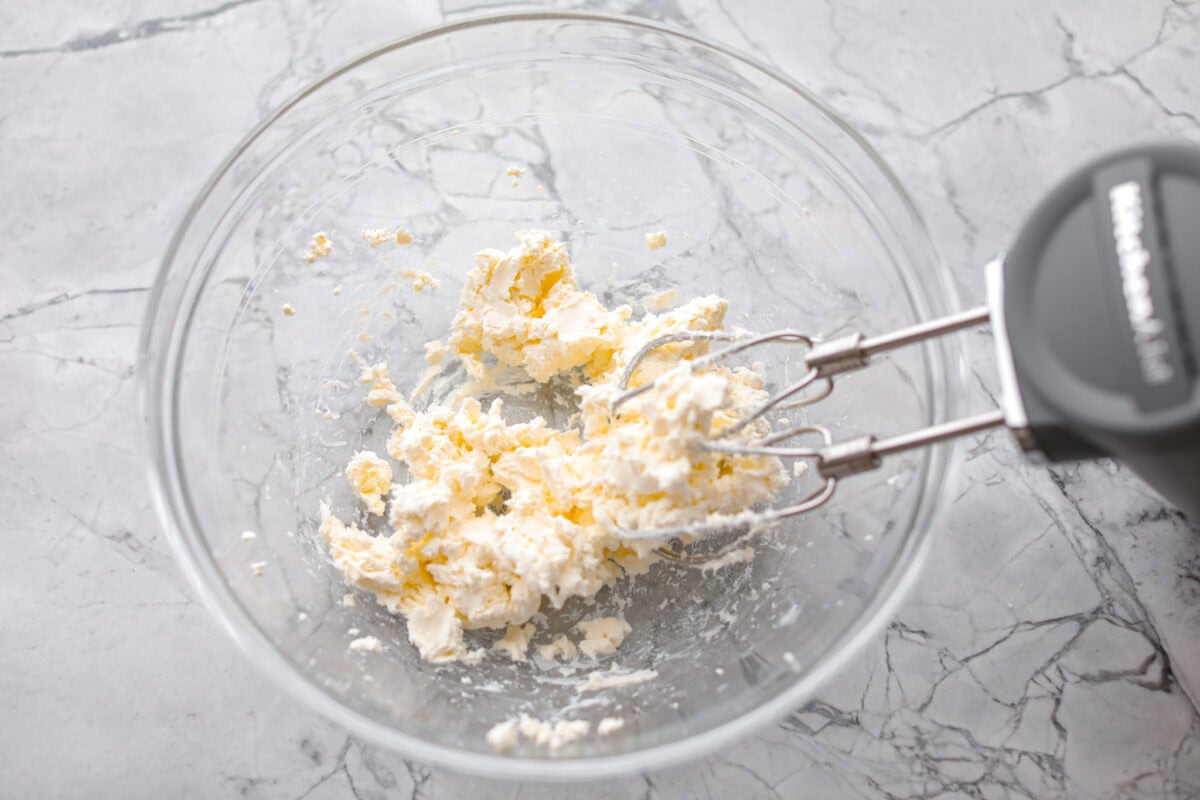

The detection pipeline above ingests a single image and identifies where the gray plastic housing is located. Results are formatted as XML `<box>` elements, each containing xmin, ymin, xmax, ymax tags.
<box><xmin>1002</xmin><ymin>142</ymin><xmax>1200</xmax><ymax>517</ymax></box>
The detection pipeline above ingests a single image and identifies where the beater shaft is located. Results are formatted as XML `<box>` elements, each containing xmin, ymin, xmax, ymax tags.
<box><xmin>817</xmin><ymin>409</ymin><xmax>1007</xmax><ymax>478</ymax></box>
<box><xmin>805</xmin><ymin>305</ymin><xmax>990</xmax><ymax>378</ymax></box>
<box><xmin>612</xmin><ymin>305</ymin><xmax>1004</xmax><ymax>558</ymax></box>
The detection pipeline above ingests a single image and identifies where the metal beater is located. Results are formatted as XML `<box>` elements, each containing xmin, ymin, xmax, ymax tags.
<box><xmin>614</xmin><ymin>142</ymin><xmax>1200</xmax><ymax>557</ymax></box>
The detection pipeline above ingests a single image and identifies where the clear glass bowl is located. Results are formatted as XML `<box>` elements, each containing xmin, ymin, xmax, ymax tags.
<box><xmin>141</xmin><ymin>12</ymin><xmax>962</xmax><ymax>780</ymax></box>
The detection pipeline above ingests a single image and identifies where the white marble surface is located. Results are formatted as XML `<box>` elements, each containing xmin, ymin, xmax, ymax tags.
<box><xmin>3</xmin><ymin>0</ymin><xmax>1200</xmax><ymax>797</ymax></box>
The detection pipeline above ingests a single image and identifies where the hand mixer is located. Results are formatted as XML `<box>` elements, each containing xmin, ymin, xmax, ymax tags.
<box><xmin>615</xmin><ymin>142</ymin><xmax>1200</xmax><ymax>557</ymax></box>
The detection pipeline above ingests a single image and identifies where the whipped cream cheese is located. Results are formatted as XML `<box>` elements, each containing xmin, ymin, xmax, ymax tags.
<box><xmin>597</xmin><ymin>717</ymin><xmax>625</xmax><ymax>736</ymax></box>
<box><xmin>361</xmin><ymin>225</ymin><xmax>392</xmax><ymax>247</ymax></box>
<box><xmin>575</xmin><ymin>616</ymin><xmax>631</xmax><ymax>659</ymax></box>
<box><xmin>344</xmin><ymin>451</ymin><xmax>392</xmax><ymax>516</ymax></box>
<box><xmin>320</xmin><ymin>230</ymin><xmax>786</xmax><ymax>664</ymax></box>
<box><xmin>580</xmin><ymin>665</ymin><xmax>658</xmax><ymax>692</ymax></box>
<box><xmin>360</xmin><ymin>225</ymin><xmax>414</xmax><ymax>247</ymax></box>
<box><xmin>348</xmin><ymin>635</ymin><xmax>383</xmax><ymax>654</ymax></box>
<box><xmin>493</xmin><ymin>622</ymin><xmax>536</xmax><ymax>661</ymax></box>
<box><xmin>538</xmin><ymin>635</ymin><xmax>577</xmax><ymax>662</ymax></box>
<box><xmin>305</xmin><ymin>231</ymin><xmax>332</xmax><ymax>263</ymax></box>
<box><xmin>398</xmin><ymin>268</ymin><xmax>439</xmax><ymax>292</ymax></box>
<box><xmin>485</xmin><ymin>714</ymin><xmax>590</xmax><ymax>753</ymax></box>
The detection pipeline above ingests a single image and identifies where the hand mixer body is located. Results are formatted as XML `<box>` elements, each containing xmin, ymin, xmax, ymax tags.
<box><xmin>996</xmin><ymin>143</ymin><xmax>1200</xmax><ymax>517</ymax></box>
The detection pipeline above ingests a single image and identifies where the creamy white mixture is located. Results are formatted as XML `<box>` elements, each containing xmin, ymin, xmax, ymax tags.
<box><xmin>304</xmin><ymin>231</ymin><xmax>332</xmax><ymax>263</ymax></box>
<box><xmin>575</xmin><ymin>616</ymin><xmax>631</xmax><ymax>659</ymax></box>
<box><xmin>361</xmin><ymin>224</ymin><xmax>415</xmax><ymax>248</ymax></box>
<box><xmin>486</xmin><ymin>714</ymin><xmax>591</xmax><ymax>754</ymax></box>
<box><xmin>579</xmin><ymin>665</ymin><xmax>659</xmax><ymax>692</ymax></box>
<box><xmin>644</xmin><ymin>230</ymin><xmax>668</xmax><ymax>250</ymax></box>
<box><xmin>320</xmin><ymin>230</ymin><xmax>786</xmax><ymax>671</ymax></box>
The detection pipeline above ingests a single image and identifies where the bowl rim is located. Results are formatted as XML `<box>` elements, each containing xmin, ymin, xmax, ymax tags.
<box><xmin>140</xmin><ymin>9</ymin><xmax>962</xmax><ymax>781</ymax></box>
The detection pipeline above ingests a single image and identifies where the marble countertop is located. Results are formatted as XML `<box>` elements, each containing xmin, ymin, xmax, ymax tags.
<box><xmin>4</xmin><ymin>0</ymin><xmax>1199</xmax><ymax>797</ymax></box>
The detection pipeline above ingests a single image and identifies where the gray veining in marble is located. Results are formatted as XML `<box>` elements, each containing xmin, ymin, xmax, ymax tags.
<box><xmin>3</xmin><ymin>0</ymin><xmax>1199</xmax><ymax>797</ymax></box>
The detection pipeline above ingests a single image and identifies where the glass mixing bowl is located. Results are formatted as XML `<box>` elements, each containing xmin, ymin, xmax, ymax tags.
<box><xmin>141</xmin><ymin>12</ymin><xmax>963</xmax><ymax>780</ymax></box>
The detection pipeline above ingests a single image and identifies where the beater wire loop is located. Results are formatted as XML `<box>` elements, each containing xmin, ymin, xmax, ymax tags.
<box><xmin>612</xmin><ymin>306</ymin><xmax>999</xmax><ymax>565</ymax></box>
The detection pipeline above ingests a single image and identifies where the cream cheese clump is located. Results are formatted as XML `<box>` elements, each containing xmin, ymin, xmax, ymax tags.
<box><xmin>321</xmin><ymin>230</ymin><xmax>787</xmax><ymax>664</ymax></box>
<box><xmin>576</xmin><ymin>616</ymin><xmax>632</xmax><ymax>659</ymax></box>
<box><xmin>449</xmin><ymin>230</ymin><xmax>630</xmax><ymax>382</ymax></box>
<box><xmin>493</xmin><ymin>623</ymin><xmax>536</xmax><ymax>661</ymax></box>
<box><xmin>344</xmin><ymin>451</ymin><xmax>392</xmax><ymax>515</ymax></box>
<box><xmin>538</xmin><ymin>635</ymin><xmax>578</xmax><ymax>661</ymax></box>
<box><xmin>485</xmin><ymin>714</ymin><xmax>590</xmax><ymax>753</ymax></box>
<box><xmin>305</xmin><ymin>231</ymin><xmax>332</xmax><ymax>263</ymax></box>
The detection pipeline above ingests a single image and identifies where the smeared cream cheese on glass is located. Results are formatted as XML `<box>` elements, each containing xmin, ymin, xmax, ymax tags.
<box><xmin>320</xmin><ymin>230</ymin><xmax>786</xmax><ymax>664</ymax></box>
